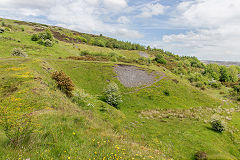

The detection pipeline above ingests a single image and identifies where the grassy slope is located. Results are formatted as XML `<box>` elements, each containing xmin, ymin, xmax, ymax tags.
<box><xmin>0</xmin><ymin>18</ymin><xmax>240</xmax><ymax>159</ymax></box>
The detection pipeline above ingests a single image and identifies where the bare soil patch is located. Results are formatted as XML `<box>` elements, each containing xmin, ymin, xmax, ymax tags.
<box><xmin>114</xmin><ymin>64</ymin><xmax>166</xmax><ymax>87</ymax></box>
<box><xmin>139</xmin><ymin>51</ymin><xmax>149</xmax><ymax>58</ymax></box>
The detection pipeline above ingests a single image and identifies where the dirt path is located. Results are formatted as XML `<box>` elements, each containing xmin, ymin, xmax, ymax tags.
<box><xmin>114</xmin><ymin>64</ymin><xmax>166</xmax><ymax>88</ymax></box>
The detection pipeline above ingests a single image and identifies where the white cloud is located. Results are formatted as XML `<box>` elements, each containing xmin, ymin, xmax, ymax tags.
<box><xmin>0</xmin><ymin>0</ymin><xmax>143</xmax><ymax>40</ymax></box>
<box><xmin>137</xmin><ymin>3</ymin><xmax>166</xmax><ymax>18</ymax></box>
<box><xmin>152</xmin><ymin>0</ymin><xmax>240</xmax><ymax>61</ymax></box>
<box><xmin>113</xmin><ymin>28</ymin><xmax>144</xmax><ymax>39</ymax></box>
<box><xmin>117</xmin><ymin>16</ymin><xmax>130</xmax><ymax>24</ymax></box>
<box><xmin>103</xmin><ymin>0</ymin><xmax>127</xmax><ymax>11</ymax></box>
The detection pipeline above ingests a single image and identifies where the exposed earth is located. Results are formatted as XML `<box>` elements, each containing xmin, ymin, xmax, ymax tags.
<box><xmin>114</xmin><ymin>64</ymin><xmax>166</xmax><ymax>87</ymax></box>
<box><xmin>139</xmin><ymin>51</ymin><xmax>149</xmax><ymax>58</ymax></box>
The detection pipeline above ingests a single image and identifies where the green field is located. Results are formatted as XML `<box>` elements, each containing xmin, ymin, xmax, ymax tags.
<box><xmin>1</xmin><ymin>18</ymin><xmax>240</xmax><ymax>160</ymax></box>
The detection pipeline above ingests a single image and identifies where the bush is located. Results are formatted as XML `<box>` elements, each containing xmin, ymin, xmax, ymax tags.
<box><xmin>44</xmin><ymin>39</ymin><xmax>54</xmax><ymax>47</ymax></box>
<box><xmin>76</xmin><ymin>36</ymin><xmax>87</xmax><ymax>43</ymax></box>
<box><xmin>38</xmin><ymin>29</ymin><xmax>53</xmax><ymax>41</ymax></box>
<box><xmin>163</xmin><ymin>89</ymin><xmax>170</xmax><ymax>96</ymax></box>
<box><xmin>93</xmin><ymin>39</ymin><xmax>105</xmax><ymax>47</ymax></box>
<box><xmin>37</xmin><ymin>39</ymin><xmax>45</xmax><ymax>45</ymax></box>
<box><xmin>52</xmin><ymin>71</ymin><xmax>74</xmax><ymax>97</ymax></box>
<box><xmin>237</xmin><ymin>96</ymin><xmax>240</xmax><ymax>101</ymax></box>
<box><xmin>155</xmin><ymin>54</ymin><xmax>167</xmax><ymax>64</ymax></box>
<box><xmin>103</xmin><ymin>82</ymin><xmax>122</xmax><ymax>108</ymax></box>
<box><xmin>0</xmin><ymin>27</ymin><xmax>4</xmax><ymax>33</ymax></box>
<box><xmin>11</xmin><ymin>48</ymin><xmax>27</xmax><ymax>57</ymax></box>
<box><xmin>109</xmin><ymin>52</ymin><xmax>118</xmax><ymax>57</ymax></box>
<box><xmin>110</xmin><ymin>57</ymin><xmax>118</xmax><ymax>62</ymax></box>
<box><xmin>210</xmin><ymin>119</ymin><xmax>224</xmax><ymax>133</ymax></box>
<box><xmin>194</xmin><ymin>151</ymin><xmax>208</xmax><ymax>160</ymax></box>
<box><xmin>31</xmin><ymin>34</ymin><xmax>39</xmax><ymax>41</ymax></box>
<box><xmin>195</xmin><ymin>82</ymin><xmax>204</xmax><ymax>88</ymax></box>
<box><xmin>80</xmin><ymin>50</ymin><xmax>90</xmax><ymax>56</ymax></box>
<box><xmin>219</xmin><ymin>91</ymin><xmax>225</xmax><ymax>95</ymax></box>
<box><xmin>31</xmin><ymin>29</ymin><xmax>54</xmax><ymax>47</ymax></box>
<box><xmin>71</xmin><ymin>90</ymin><xmax>85</xmax><ymax>106</ymax></box>
<box><xmin>211</xmin><ymin>82</ymin><xmax>222</xmax><ymax>89</ymax></box>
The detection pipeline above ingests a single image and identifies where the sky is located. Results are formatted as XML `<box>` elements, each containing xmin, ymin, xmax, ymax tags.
<box><xmin>0</xmin><ymin>0</ymin><xmax>240</xmax><ymax>61</ymax></box>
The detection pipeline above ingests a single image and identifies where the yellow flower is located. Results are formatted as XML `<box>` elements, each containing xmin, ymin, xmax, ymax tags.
<box><xmin>68</xmin><ymin>157</ymin><xmax>70</xmax><ymax>159</ymax></box>
<box><xmin>73</xmin><ymin>132</ymin><xmax>76</xmax><ymax>135</ymax></box>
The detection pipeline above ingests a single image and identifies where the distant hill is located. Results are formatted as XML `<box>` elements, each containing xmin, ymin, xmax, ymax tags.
<box><xmin>202</xmin><ymin>60</ymin><xmax>240</xmax><ymax>66</ymax></box>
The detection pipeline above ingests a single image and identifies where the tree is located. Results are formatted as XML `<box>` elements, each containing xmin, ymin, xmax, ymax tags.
<box><xmin>203</xmin><ymin>64</ymin><xmax>221</xmax><ymax>80</ymax></box>
<box><xmin>103</xmin><ymin>82</ymin><xmax>122</xmax><ymax>108</ymax></box>
<box><xmin>229</xmin><ymin>65</ymin><xmax>239</xmax><ymax>82</ymax></box>
<box><xmin>147</xmin><ymin>46</ymin><xmax>151</xmax><ymax>51</ymax></box>
<box><xmin>219</xmin><ymin>66</ymin><xmax>230</xmax><ymax>82</ymax></box>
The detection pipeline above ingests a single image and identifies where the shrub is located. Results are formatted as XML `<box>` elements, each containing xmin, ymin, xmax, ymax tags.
<box><xmin>52</xmin><ymin>71</ymin><xmax>74</xmax><ymax>97</ymax></box>
<box><xmin>44</xmin><ymin>39</ymin><xmax>54</xmax><ymax>47</ymax></box>
<box><xmin>201</xmin><ymin>86</ymin><xmax>206</xmax><ymax>90</ymax></box>
<box><xmin>211</xmin><ymin>82</ymin><xmax>222</xmax><ymax>89</ymax></box>
<box><xmin>71</xmin><ymin>90</ymin><xmax>85</xmax><ymax>106</ymax></box>
<box><xmin>219</xmin><ymin>91</ymin><xmax>225</xmax><ymax>95</ymax></box>
<box><xmin>155</xmin><ymin>54</ymin><xmax>167</xmax><ymax>64</ymax></box>
<box><xmin>172</xmin><ymin>79</ymin><xmax>179</xmax><ymax>84</ymax></box>
<box><xmin>147</xmin><ymin>58</ymin><xmax>152</xmax><ymax>65</ymax></box>
<box><xmin>11</xmin><ymin>48</ymin><xmax>27</xmax><ymax>57</ymax></box>
<box><xmin>103</xmin><ymin>82</ymin><xmax>122</xmax><ymax>108</ymax></box>
<box><xmin>21</xmin><ymin>27</ymin><xmax>24</xmax><ymax>32</ymax></box>
<box><xmin>237</xmin><ymin>96</ymin><xmax>240</xmax><ymax>101</ymax></box>
<box><xmin>37</xmin><ymin>39</ymin><xmax>45</xmax><ymax>45</ymax></box>
<box><xmin>94</xmin><ymin>40</ymin><xmax>105</xmax><ymax>47</ymax></box>
<box><xmin>76</xmin><ymin>36</ymin><xmax>87</xmax><ymax>43</ymax></box>
<box><xmin>80</xmin><ymin>50</ymin><xmax>90</xmax><ymax>56</ymax></box>
<box><xmin>194</xmin><ymin>151</ymin><xmax>208</xmax><ymax>160</ymax></box>
<box><xmin>0</xmin><ymin>27</ymin><xmax>4</xmax><ymax>33</ymax></box>
<box><xmin>195</xmin><ymin>82</ymin><xmax>204</xmax><ymax>88</ymax></box>
<box><xmin>210</xmin><ymin>119</ymin><xmax>224</xmax><ymax>133</ymax></box>
<box><xmin>163</xmin><ymin>89</ymin><xmax>170</xmax><ymax>96</ymax></box>
<box><xmin>31</xmin><ymin>29</ymin><xmax>54</xmax><ymax>47</ymax></box>
<box><xmin>31</xmin><ymin>34</ymin><xmax>39</xmax><ymax>41</ymax></box>
<box><xmin>109</xmin><ymin>52</ymin><xmax>118</xmax><ymax>57</ymax></box>
<box><xmin>110</xmin><ymin>57</ymin><xmax>118</xmax><ymax>62</ymax></box>
<box><xmin>1</xmin><ymin>21</ymin><xmax>5</xmax><ymax>26</ymax></box>
<box><xmin>233</xmin><ymin>85</ymin><xmax>240</xmax><ymax>93</ymax></box>
<box><xmin>38</xmin><ymin>29</ymin><xmax>53</xmax><ymax>41</ymax></box>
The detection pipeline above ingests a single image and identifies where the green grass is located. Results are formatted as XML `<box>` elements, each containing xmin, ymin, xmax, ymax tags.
<box><xmin>1</xmin><ymin>18</ymin><xmax>240</xmax><ymax>159</ymax></box>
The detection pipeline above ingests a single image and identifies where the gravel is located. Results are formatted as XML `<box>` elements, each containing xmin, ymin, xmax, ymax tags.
<box><xmin>114</xmin><ymin>64</ymin><xmax>165</xmax><ymax>87</ymax></box>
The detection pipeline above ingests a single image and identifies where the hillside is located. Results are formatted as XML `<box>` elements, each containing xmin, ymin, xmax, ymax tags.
<box><xmin>1</xmin><ymin>18</ymin><xmax>240</xmax><ymax>160</ymax></box>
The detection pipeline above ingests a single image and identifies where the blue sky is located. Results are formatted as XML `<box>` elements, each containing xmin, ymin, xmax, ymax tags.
<box><xmin>1</xmin><ymin>0</ymin><xmax>240</xmax><ymax>61</ymax></box>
